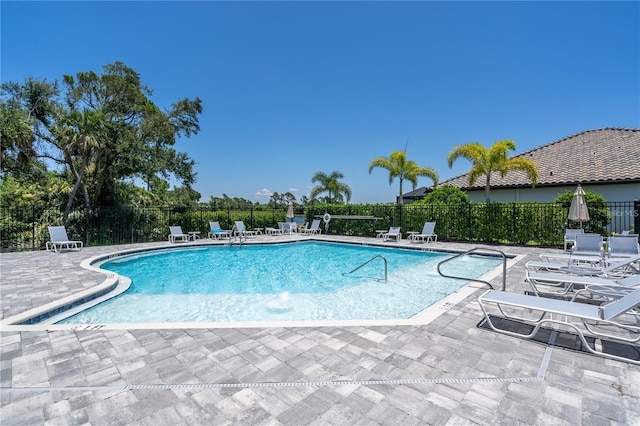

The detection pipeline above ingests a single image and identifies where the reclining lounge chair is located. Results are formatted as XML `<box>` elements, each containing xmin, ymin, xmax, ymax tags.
<box><xmin>168</xmin><ymin>226</ymin><xmax>190</xmax><ymax>243</ymax></box>
<box><xmin>46</xmin><ymin>226</ymin><xmax>84</xmax><ymax>252</ymax></box>
<box><xmin>608</xmin><ymin>234</ymin><xmax>640</xmax><ymax>260</ymax></box>
<box><xmin>525</xmin><ymin>269</ymin><xmax>640</xmax><ymax>296</ymax></box>
<box><xmin>382</xmin><ymin>227</ymin><xmax>402</xmax><ymax>242</ymax></box>
<box><xmin>301</xmin><ymin>219</ymin><xmax>322</xmax><ymax>235</ymax></box>
<box><xmin>234</xmin><ymin>221</ymin><xmax>259</xmax><ymax>238</ymax></box>
<box><xmin>526</xmin><ymin>254</ymin><xmax>640</xmax><ymax>277</ymax></box>
<box><xmin>408</xmin><ymin>222</ymin><xmax>437</xmax><ymax>243</ymax></box>
<box><xmin>478</xmin><ymin>288</ymin><xmax>640</xmax><ymax>365</ymax></box>
<box><xmin>539</xmin><ymin>234</ymin><xmax>605</xmax><ymax>266</ymax></box>
<box><xmin>564</xmin><ymin>229</ymin><xmax>583</xmax><ymax>252</ymax></box>
<box><xmin>208</xmin><ymin>222</ymin><xmax>232</xmax><ymax>239</ymax></box>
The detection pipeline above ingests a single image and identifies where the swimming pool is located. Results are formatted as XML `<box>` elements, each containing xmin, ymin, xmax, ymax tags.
<box><xmin>55</xmin><ymin>241</ymin><xmax>503</xmax><ymax>325</ymax></box>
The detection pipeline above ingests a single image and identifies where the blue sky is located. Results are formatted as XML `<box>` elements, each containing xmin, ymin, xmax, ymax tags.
<box><xmin>2</xmin><ymin>1</ymin><xmax>638</xmax><ymax>204</ymax></box>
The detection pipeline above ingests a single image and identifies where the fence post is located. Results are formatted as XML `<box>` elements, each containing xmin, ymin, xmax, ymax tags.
<box><xmin>634</xmin><ymin>200</ymin><xmax>639</xmax><ymax>236</ymax></box>
<box><xmin>31</xmin><ymin>205</ymin><xmax>36</xmax><ymax>251</ymax></box>
<box><xmin>512</xmin><ymin>203</ymin><xmax>517</xmax><ymax>244</ymax></box>
<box><xmin>85</xmin><ymin>205</ymin><xmax>89</xmax><ymax>247</ymax></box>
<box><xmin>468</xmin><ymin>204</ymin><xmax>472</xmax><ymax>242</ymax></box>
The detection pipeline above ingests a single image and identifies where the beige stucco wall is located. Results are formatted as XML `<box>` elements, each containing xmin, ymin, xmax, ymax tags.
<box><xmin>464</xmin><ymin>182</ymin><xmax>640</xmax><ymax>203</ymax></box>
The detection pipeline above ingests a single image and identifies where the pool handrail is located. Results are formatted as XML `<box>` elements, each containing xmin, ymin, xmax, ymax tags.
<box><xmin>344</xmin><ymin>255</ymin><xmax>388</xmax><ymax>282</ymax></box>
<box><xmin>437</xmin><ymin>247</ymin><xmax>508</xmax><ymax>291</ymax></box>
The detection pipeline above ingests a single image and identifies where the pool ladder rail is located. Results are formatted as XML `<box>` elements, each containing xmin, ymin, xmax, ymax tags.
<box><xmin>228</xmin><ymin>224</ymin><xmax>245</xmax><ymax>246</ymax></box>
<box><xmin>437</xmin><ymin>247</ymin><xmax>508</xmax><ymax>291</ymax></box>
<box><xmin>344</xmin><ymin>255</ymin><xmax>388</xmax><ymax>283</ymax></box>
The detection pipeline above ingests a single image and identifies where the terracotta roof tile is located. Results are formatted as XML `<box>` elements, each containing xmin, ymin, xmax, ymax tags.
<box><xmin>438</xmin><ymin>128</ymin><xmax>640</xmax><ymax>190</ymax></box>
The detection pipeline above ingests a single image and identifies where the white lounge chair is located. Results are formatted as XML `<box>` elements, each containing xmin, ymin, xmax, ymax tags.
<box><xmin>279</xmin><ymin>222</ymin><xmax>296</xmax><ymax>235</ymax></box>
<box><xmin>608</xmin><ymin>234</ymin><xmax>640</xmax><ymax>259</ymax></box>
<box><xmin>168</xmin><ymin>226</ymin><xmax>190</xmax><ymax>243</ymax></box>
<box><xmin>539</xmin><ymin>234</ymin><xmax>605</xmax><ymax>266</ymax></box>
<box><xmin>525</xmin><ymin>270</ymin><xmax>640</xmax><ymax>296</ymax></box>
<box><xmin>234</xmin><ymin>221</ymin><xmax>259</xmax><ymax>238</ymax></box>
<box><xmin>539</xmin><ymin>252</ymin><xmax>603</xmax><ymax>267</ymax></box>
<box><xmin>208</xmin><ymin>222</ymin><xmax>232</xmax><ymax>239</ymax></box>
<box><xmin>573</xmin><ymin>234</ymin><xmax>605</xmax><ymax>257</ymax></box>
<box><xmin>169</xmin><ymin>226</ymin><xmax>189</xmax><ymax>243</ymax></box>
<box><xmin>46</xmin><ymin>225</ymin><xmax>83</xmax><ymax>252</ymax></box>
<box><xmin>478</xmin><ymin>288</ymin><xmax>640</xmax><ymax>365</ymax></box>
<box><xmin>301</xmin><ymin>219</ymin><xmax>322</xmax><ymax>235</ymax></box>
<box><xmin>382</xmin><ymin>227</ymin><xmax>402</xmax><ymax>242</ymax></box>
<box><xmin>526</xmin><ymin>254</ymin><xmax>640</xmax><ymax>277</ymax></box>
<box><xmin>265</xmin><ymin>225</ymin><xmax>283</xmax><ymax>236</ymax></box>
<box><xmin>564</xmin><ymin>228</ymin><xmax>583</xmax><ymax>251</ymax></box>
<box><xmin>408</xmin><ymin>222</ymin><xmax>437</xmax><ymax>243</ymax></box>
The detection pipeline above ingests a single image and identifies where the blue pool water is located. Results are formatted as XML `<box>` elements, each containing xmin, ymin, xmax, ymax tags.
<box><xmin>58</xmin><ymin>242</ymin><xmax>502</xmax><ymax>324</ymax></box>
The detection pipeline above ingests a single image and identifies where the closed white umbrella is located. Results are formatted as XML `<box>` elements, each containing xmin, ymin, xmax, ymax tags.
<box><xmin>568</xmin><ymin>184</ymin><xmax>590</xmax><ymax>228</ymax></box>
<box><xmin>286</xmin><ymin>202</ymin><xmax>294</xmax><ymax>222</ymax></box>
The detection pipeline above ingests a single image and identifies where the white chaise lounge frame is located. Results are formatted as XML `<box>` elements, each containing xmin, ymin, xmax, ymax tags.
<box><xmin>301</xmin><ymin>219</ymin><xmax>322</xmax><ymax>235</ymax></box>
<box><xmin>168</xmin><ymin>226</ymin><xmax>189</xmax><ymax>243</ymax></box>
<box><xmin>478</xmin><ymin>288</ymin><xmax>640</xmax><ymax>365</ymax></box>
<box><xmin>408</xmin><ymin>222</ymin><xmax>437</xmax><ymax>243</ymax></box>
<box><xmin>525</xmin><ymin>269</ymin><xmax>640</xmax><ymax>296</ymax></box>
<box><xmin>46</xmin><ymin>226</ymin><xmax>83</xmax><ymax>252</ymax></box>
<box><xmin>382</xmin><ymin>227</ymin><xmax>401</xmax><ymax>242</ymax></box>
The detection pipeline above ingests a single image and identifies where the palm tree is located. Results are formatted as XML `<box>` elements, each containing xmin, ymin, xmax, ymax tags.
<box><xmin>58</xmin><ymin>109</ymin><xmax>104</xmax><ymax>223</ymax></box>
<box><xmin>309</xmin><ymin>171</ymin><xmax>352</xmax><ymax>203</ymax></box>
<box><xmin>368</xmin><ymin>151</ymin><xmax>439</xmax><ymax>204</ymax></box>
<box><xmin>447</xmin><ymin>140</ymin><xmax>539</xmax><ymax>203</ymax></box>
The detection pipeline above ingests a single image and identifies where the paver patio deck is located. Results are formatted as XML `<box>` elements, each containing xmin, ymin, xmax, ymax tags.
<box><xmin>1</xmin><ymin>235</ymin><xmax>638</xmax><ymax>425</ymax></box>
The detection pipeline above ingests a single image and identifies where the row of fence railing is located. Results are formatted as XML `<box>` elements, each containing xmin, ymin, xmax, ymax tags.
<box><xmin>1</xmin><ymin>201</ymin><xmax>638</xmax><ymax>252</ymax></box>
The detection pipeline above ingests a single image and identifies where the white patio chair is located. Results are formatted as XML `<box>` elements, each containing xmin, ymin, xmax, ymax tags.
<box><xmin>234</xmin><ymin>221</ymin><xmax>259</xmax><ymax>237</ymax></box>
<box><xmin>168</xmin><ymin>226</ymin><xmax>189</xmax><ymax>243</ymax></box>
<box><xmin>208</xmin><ymin>222</ymin><xmax>232</xmax><ymax>239</ymax></box>
<box><xmin>382</xmin><ymin>227</ymin><xmax>402</xmax><ymax>242</ymax></box>
<box><xmin>564</xmin><ymin>228</ymin><xmax>583</xmax><ymax>251</ymax></box>
<box><xmin>301</xmin><ymin>219</ymin><xmax>322</xmax><ymax>235</ymax></box>
<box><xmin>608</xmin><ymin>234</ymin><xmax>640</xmax><ymax>260</ymax></box>
<box><xmin>46</xmin><ymin>225</ymin><xmax>83</xmax><ymax>252</ymax></box>
<box><xmin>525</xmin><ymin>269</ymin><xmax>640</xmax><ymax>296</ymax></box>
<box><xmin>478</xmin><ymin>287</ymin><xmax>640</xmax><ymax>365</ymax></box>
<box><xmin>408</xmin><ymin>222</ymin><xmax>437</xmax><ymax>243</ymax></box>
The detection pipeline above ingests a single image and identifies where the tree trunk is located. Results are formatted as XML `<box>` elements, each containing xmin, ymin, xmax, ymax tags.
<box><xmin>63</xmin><ymin>150</ymin><xmax>89</xmax><ymax>224</ymax></box>
<box><xmin>484</xmin><ymin>175</ymin><xmax>491</xmax><ymax>203</ymax></box>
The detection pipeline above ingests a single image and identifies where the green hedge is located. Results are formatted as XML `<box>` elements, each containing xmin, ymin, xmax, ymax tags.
<box><xmin>1</xmin><ymin>201</ymin><xmax>630</xmax><ymax>252</ymax></box>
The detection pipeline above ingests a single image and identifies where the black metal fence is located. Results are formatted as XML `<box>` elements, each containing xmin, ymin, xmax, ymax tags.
<box><xmin>1</xmin><ymin>201</ymin><xmax>637</xmax><ymax>252</ymax></box>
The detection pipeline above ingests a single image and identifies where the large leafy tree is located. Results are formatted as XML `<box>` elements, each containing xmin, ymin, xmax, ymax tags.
<box><xmin>0</xmin><ymin>91</ymin><xmax>37</xmax><ymax>179</ymax></box>
<box><xmin>0</xmin><ymin>61</ymin><xmax>203</xmax><ymax>219</ymax></box>
<box><xmin>447</xmin><ymin>140</ymin><xmax>539</xmax><ymax>203</ymax></box>
<box><xmin>309</xmin><ymin>171</ymin><xmax>352</xmax><ymax>203</ymax></box>
<box><xmin>268</xmin><ymin>191</ymin><xmax>296</xmax><ymax>208</ymax></box>
<box><xmin>368</xmin><ymin>150</ymin><xmax>439</xmax><ymax>204</ymax></box>
<box><xmin>208</xmin><ymin>194</ymin><xmax>255</xmax><ymax>210</ymax></box>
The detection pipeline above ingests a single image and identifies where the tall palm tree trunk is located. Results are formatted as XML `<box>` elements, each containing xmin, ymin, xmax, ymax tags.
<box><xmin>484</xmin><ymin>175</ymin><xmax>491</xmax><ymax>203</ymax></box>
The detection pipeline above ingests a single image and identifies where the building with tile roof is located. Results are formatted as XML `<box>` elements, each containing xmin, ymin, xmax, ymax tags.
<box><xmin>402</xmin><ymin>127</ymin><xmax>640</xmax><ymax>204</ymax></box>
